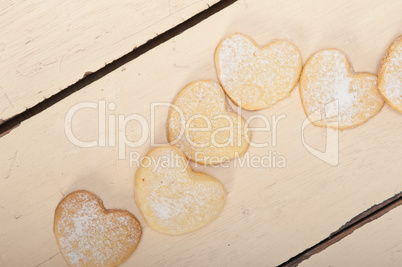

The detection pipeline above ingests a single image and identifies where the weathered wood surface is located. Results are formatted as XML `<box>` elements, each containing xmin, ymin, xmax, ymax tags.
<box><xmin>0</xmin><ymin>0</ymin><xmax>220</xmax><ymax>121</ymax></box>
<box><xmin>1</xmin><ymin>0</ymin><xmax>402</xmax><ymax>266</ymax></box>
<box><xmin>300</xmin><ymin>203</ymin><xmax>402</xmax><ymax>267</ymax></box>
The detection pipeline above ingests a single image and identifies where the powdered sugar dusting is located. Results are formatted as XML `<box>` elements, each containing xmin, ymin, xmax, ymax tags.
<box><xmin>216</xmin><ymin>34</ymin><xmax>302</xmax><ymax>110</ymax></box>
<box><xmin>385</xmin><ymin>75</ymin><xmax>402</xmax><ymax>102</ymax></box>
<box><xmin>54</xmin><ymin>191</ymin><xmax>141</xmax><ymax>266</ymax></box>
<box><xmin>380</xmin><ymin>37</ymin><xmax>402</xmax><ymax>111</ymax></box>
<box><xmin>301</xmin><ymin>49</ymin><xmax>383</xmax><ymax>128</ymax></box>
<box><xmin>135</xmin><ymin>146</ymin><xmax>226</xmax><ymax>235</ymax></box>
<box><xmin>167</xmin><ymin>80</ymin><xmax>249</xmax><ymax>164</ymax></box>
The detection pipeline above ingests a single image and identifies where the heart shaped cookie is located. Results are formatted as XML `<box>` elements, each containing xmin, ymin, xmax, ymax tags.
<box><xmin>378</xmin><ymin>35</ymin><xmax>402</xmax><ymax>113</ymax></box>
<box><xmin>215</xmin><ymin>33</ymin><xmax>302</xmax><ymax>110</ymax></box>
<box><xmin>135</xmin><ymin>145</ymin><xmax>226</xmax><ymax>235</ymax></box>
<box><xmin>54</xmin><ymin>190</ymin><xmax>141</xmax><ymax>266</ymax></box>
<box><xmin>167</xmin><ymin>80</ymin><xmax>250</xmax><ymax>165</ymax></box>
<box><xmin>300</xmin><ymin>49</ymin><xmax>384</xmax><ymax>129</ymax></box>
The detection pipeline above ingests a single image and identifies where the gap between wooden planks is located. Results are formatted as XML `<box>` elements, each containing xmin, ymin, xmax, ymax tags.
<box><xmin>0</xmin><ymin>0</ymin><xmax>237</xmax><ymax>136</ymax></box>
<box><xmin>1</xmin><ymin>0</ymin><xmax>402</xmax><ymax>266</ymax></box>
<box><xmin>0</xmin><ymin>0</ymin><xmax>222</xmax><ymax>122</ymax></box>
<box><xmin>281</xmin><ymin>191</ymin><xmax>402</xmax><ymax>266</ymax></box>
<box><xmin>298</xmin><ymin>196</ymin><xmax>402</xmax><ymax>267</ymax></box>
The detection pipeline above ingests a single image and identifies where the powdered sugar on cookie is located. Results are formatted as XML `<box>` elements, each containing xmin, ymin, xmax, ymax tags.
<box><xmin>300</xmin><ymin>49</ymin><xmax>384</xmax><ymax>129</ymax></box>
<box><xmin>303</xmin><ymin>50</ymin><xmax>355</xmax><ymax>123</ymax></box>
<box><xmin>167</xmin><ymin>80</ymin><xmax>249</xmax><ymax>165</ymax></box>
<box><xmin>54</xmin><ymin>191</ymin><xmax>141</xmax><ymax>266</ymax></box>
<box><xmin>135</xmin><ymin>146</ymin><xmax>226</xmax><ymax>235</ymax></box>
<box><xmin>215</xmin><ymin>33</ymin><xmax>302</xmax><ymax>110</ymax></box>
<box><xmin>378</xmin><ymin>35</ymin><xmax>402</xmax><ymax>113</ymax></box>
<box><xmin>146</xmin><ymin>176</ymin><xmax>224</xmax><ymax>233</ymax></box>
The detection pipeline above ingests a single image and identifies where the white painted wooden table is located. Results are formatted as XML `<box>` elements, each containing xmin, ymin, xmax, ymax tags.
<box><xmin>300</xmin><ymin>204</ymin><xmax>402</xmax><ymax>267</ymax></box>
<box><xmin>0</xmin><ymin>0</ymin><xmax>219</xmax><ymax>122</ymax></box>
<box><xmin>1</xmin><ymin>0</ymin><xmax>402</xmax><ymax>266</ymax></box>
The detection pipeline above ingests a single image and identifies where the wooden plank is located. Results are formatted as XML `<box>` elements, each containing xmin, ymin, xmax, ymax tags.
<box><xmin>279</xmin><ymin>192</ymin><xmax>402</xmax><ymax>266</ymax></box>
<box><xmin>299</xmin><ymin>201</ymin><xmax>402</xmax><ymax>267</ymax></box>
<box><xmin>0</xmin><ymin>0</ymin><xmax>221</xmax><ymax>122</ymax></box>
<box><xmin>1</xmin><ymin>0</ymin><xmax>402</xmax><ymax>266</ymax></box>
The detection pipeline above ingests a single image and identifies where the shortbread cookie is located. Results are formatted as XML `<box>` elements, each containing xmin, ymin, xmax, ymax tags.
<box><xmin>54</xmin><ymin>190</ymin><xmax>141</xmax><ymax>266</ymax></box>
<box><xmin>378</xmin><ymin>35</ymin><xmax>402</xmax><ymax>113</ymax></box>
<box><xmin>135</xmin><ymin>145</ymin><xmax>226</xmax><ymax>235</ymax></box>
<box><xmin>300</xmin><ymin>49</ymin><xmax>384</xmax><ymax>129</ymax></box>
<box><xmin>215</xmin><ymin>33</ymin><xmax>302</xmax><ymax>110</ymax></box>
<box><xmin>167</xmin><ymin>80</ymin><xmax>250</xmax><ymax>165</ymax></box>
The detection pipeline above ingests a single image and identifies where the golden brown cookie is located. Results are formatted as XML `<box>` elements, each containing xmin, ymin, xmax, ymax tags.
<box><xmin>378</xmin><ymin>35</ymin><xmax>402</xmax><ymax>113</ymax></box>
<box><xmin>135</xmin><ymin>145</ymin><xmax>226</xmax><ymax>235</ymax></box>
<box><xmin>54</xmin><ymin>190</ymin><xmax>141</xmax><ymax>266</ymax></box>
<box><xmin>300</xmin><ymin>49</ymin><xmax>384</xmax><ymax>129</ymax></box>
<box><xmin>215</xmin><ymin>33</ymin><xmax>302</xmax><ymax>110</ymax></box>
<box><xmin>167</xmin><ymin>80</ymin><xmax>250</xmax><ymax>165</ymax></box>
